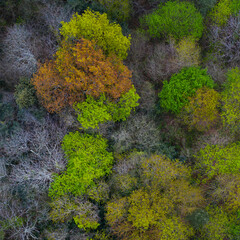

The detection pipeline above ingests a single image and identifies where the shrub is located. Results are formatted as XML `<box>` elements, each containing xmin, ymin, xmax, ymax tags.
<box><xmin>221</xmin><ymin>67</ymin><xmax>240</xmax><ymax>131</ymax></box>
<box><xmin>181</xmin><ymin>87</ymin><xmax>221</xmax><ymax>131</ymax></box>
<box><xmin>60</xmin><ymin>9</ymin><xmax>131</xmax><ymax>59</ymax></box>
<box><xmin>141</xmin><ymin>1</ymin><xmax>204</xmax><ymax>41</ymax></box>
<box><xmin>14</xmin><ymin>78</ymin><xmax>36</xmax><ymax>109</ymax></box>
<box><xmin>49</xmin><ymin>132</ymin><xmax>113</xmax><ymax>198</ymax></box>
<box><xmin>98</xmin><ymin>0</ymin><xmax>131</xmax><ymax>23</ymax></box>
<box><xmin>192</xmin><ymin>0</ymin><xmax>217</xmax><ymax>16</ymax></box>
<box><xmin>159</xmin><ymin>67</ymin><xmax>214</xmax><ymax>114</ymax></box>
<box><xmin>186</xmin><ymin>209</ymin><xmax>209</xmax><ymax>230</ymax></box>
<box><xmin>32</xmin><ymin>39</ymin><xmax>133</xmax><ymax>113</ymax></box>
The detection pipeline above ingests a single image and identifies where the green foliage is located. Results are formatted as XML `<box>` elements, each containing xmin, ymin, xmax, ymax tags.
<box><xmin>50</xmin><ymin>196</ymin><xmax>100</xmax><ymax>230</ymax></box>
<box><xmin>231</xmin><ymin>0</ymin><xmax>240</xmax><ymax>15</ymax></box>
<box><xmin>181</xmin><ymin>87</ymin><xmax>221</xmax><ymax>132</ymax></box>
<box><xmin>106</xmin><ymin>154</ymin><xmax>203</xmax><ymax>239</ymax></box>
<box><xmin>221</xmin><ymin>67</ymin><xmax>240</xmax><ymax>132</ymax></box>
<box><xmin>98</xmin><ymin>0</ymin><xmax>131</xmax><ymax>23</ymax></box>
<box><xmin>159</xmin><ymin>67</ymin><xmax>214</xmax><ymax>114</ymax></box>
<box><xmin>108</xmin><ymin>87</ymin><xmax>140</xmax><ymax>121</ymax></box>
<box><xmin>60</xmin><ymin>9</ymin><xmax>131</xmax><ymax>59</ymax></box>
<box><xmin>186</xmin><ymin>209</ymin><xmax>209</xmax><ymax>230</ymax></box>
<box><xmin>209</xmin><ymin>0</ymin><xmax>240</xmax><ymax>25</ymax></box>
<box><xmin>74</xmin><ymin>87</ymin><xmax>140</xmax><ymax>129</ymax></box>
<box><xmin>141</xmin><ymin>1</ymin><xmax>204</xmax><ymax>40</ymax></box>
<box><xmin>201</xmin><ymin>206</ymin><xmax>231</xmax><ymax>240</ymax></box>
<box><xmin>14</xmin><ymin>77</ymin><xmax>36</xmax><ymax>109</ymax></box>
<box><xmin>49</xmin><ymin>132</ymin><xmax>113</xmax><ymax>198</ymax></box>
<box><xmin>229</xmin><ymin>211</ymin><xmax>240</xmax><ymax>240</ymax></box>
<box><xmin>195</xmin><ymin>142</ymin><xmax>240</xmax><ymax>181</ymax></box>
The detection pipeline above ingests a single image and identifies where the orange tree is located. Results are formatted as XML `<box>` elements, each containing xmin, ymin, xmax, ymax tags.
<box><xmin>32</xmin><ymin>38</ymin><xmax>133</xmax><ymax>113</ymax></box>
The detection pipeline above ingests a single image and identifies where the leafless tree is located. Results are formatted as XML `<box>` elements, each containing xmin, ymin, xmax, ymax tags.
<box><xmin>111</xmin><ymin>113</ymin><xmax>162</xmax><ymax>153</ymax></box>
<box><xmin>2</xmin><ymin>116</ymin><xmax>67</xmax><ymax>191</ymax></box>
<box><xmin>1</xmin><ymin>24</ymin><xmax>37</xmax><ymax>85</ymax></box>
<box><xmin>39</xmin><ymin>1</ymin><xmax>72</xmax><ymax>36</ymax></box>
<box><xmin>207</xmin><ymin>13</ymin><xmax>240</xmax><ymax>66</ymax></box>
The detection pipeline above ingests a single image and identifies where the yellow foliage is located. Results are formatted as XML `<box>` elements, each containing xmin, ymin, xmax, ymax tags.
<box><xmin>213</xmin><ymin>174</ymin><xmax>240</xmax><ymax>213</ymax></box>
<box><xmin>210</xmin><ymin>0</ymin><xmax>232</xmax><ymax>26</ymax></box>
<box><xmin>175</xmin><ymin>36</ymin><xmax>201</xmax><ymax>67</ymax></box>
<box><xmin>60</xmin><ymin>9</ymin><xmax>131</xmax><ymax>59</ymax></box>
<box><xmin>141</xmin><ymin>154</ymin><xmax>191</xmax><ymax>188</ymax></box>
<box><xmin>181</xmin><ymin>87</ymin><xmax>221</xmax><ymax>131</ymax></box>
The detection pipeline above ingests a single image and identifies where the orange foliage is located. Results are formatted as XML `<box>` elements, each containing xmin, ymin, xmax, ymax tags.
<box><xmin>32</xmin><ymin>39</ymin><xmax>132</xmax><ymax>113</ymax></box>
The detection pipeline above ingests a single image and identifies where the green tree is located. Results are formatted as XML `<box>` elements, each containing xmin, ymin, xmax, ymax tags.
<box><xmin>181</xmin><ymin>87</ymin><xmax>221</xmax><ymax>131</ymax></box>
<box><xmin>159</xmin><ymin>67</ymin><xmax>214</xmax><ymax>114</ymax></box>
<box><xmin>50</xmin><ymin>196</ymin><xmax>100</xmax><ymax>230</ymax></box>
<box><xmin>210</xmin><ymin>0</ymin><xmax>240</xmax><ymax>26</ymax></box>
<box><xmin>60</xmin><ymin>9</ymin><xmax>131</xmax><ymax>59</ymax></box>
<box><xmin>141</xmin><ymin>1</ymin><xmax>204</xmax><ymax>41</ymax></box>
<box><xmin>221</xmin><ymin>67</ymin><xmax>240</xmax><ymax>132</ymax></box>
<box><xmin>195</xmin><ymin>142</ymin><xmax>240</xmax><ymax>181</ymax></box>
<box><xmin>106</xmin><ymin>154</ymin><xmax>204</xmax><ymax>239</ymax></box>
<box><xmin>49</xmin><ymin>132</ymin><xmax>113</xmax><ymax>198</ymax></box>
<box><xmin>74</xmin><ymin>86</ymin><xmax>140</xmax><ymax>129</ymax></box>
<box><xmin>200</xmin><ymin>206</ymin><xmax>231</xmax><ymax>240</ymax></box>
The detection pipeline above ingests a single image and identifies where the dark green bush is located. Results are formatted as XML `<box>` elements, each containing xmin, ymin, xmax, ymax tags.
<box><xmin>159</xmin><ymin>67</ymin><xmax>214</xmax><ymax>114</ymax></box>
<box><xmin>192</xmin><ymin>0</ymin><xmax>217</xmax><ymax>16</ymax></box>
<box><xmin>187</xmin><ymin>209</ymin><xmax>209</xmax><ymax>230</ymax></box>
<box><xmin>14</xmin><ymin>78</ymin><xmax>36</xmax><ymax>109</ymax></box>
<box><xmin>141</xmin><ymin>0</ymin><xmax>204</xmax><ymax>40</ymax></box>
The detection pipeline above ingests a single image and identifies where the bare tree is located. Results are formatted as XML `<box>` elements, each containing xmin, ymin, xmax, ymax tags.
<box><xmin>1</xmin><ymin>24</ymin><xmax>37</xmax><ymax>85</ymax></box>
<box><xmin>207</xmin><ymin>14</ymin><xmax>240</xmax><ymax>66</ymax></box>
<box><xmin>39</xmin><ymin>1</ymin><xmax>72</xmax><ymax>36</ymax></box>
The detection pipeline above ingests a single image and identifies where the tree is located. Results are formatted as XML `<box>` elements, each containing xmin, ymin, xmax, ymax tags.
<box><xmin>207</xmin><ymin>15</ymin><xmax>240</xmax><ymax>66</ymax></box>
<box><xmin>98</xmin><ymin>0</ymin><xmax>131</xmax><ymax>23</ymax></box>
<box><xmin>210</xmin><ymin>0</ymin><xmax>240</xmax><ymax>26</ymax></box>
<box><xmin>174</xmin><ymin>36</ymin><xmax>201</xmax><ymax>68</ymax></box>
<box><xmin>221</xmin><ymin>67</ymin><xmax>240</xmax><ymax>131</ymax></box>
<box><xmin>159</xmin><ymin>67</ymin><xmax>214</xmax><ymax>114</ymax></box>
<box><xmin>32</xmin><ymin>38</ymin><xmax>133</xmax><ymax>113</ymax></box>
<box><xmin>195</xmin><ymin>142</ymin><xmax>240</xmax><ymax>181</ymax></box>
<box><xmin>60</xmin><ymin>9</ymin><xmax>131</xmax><ymax>59</ymax></box>
<box><xmin>106</xmin><ymin>154</ymin><xmax>204</xmax><ymax>239</ymax></box>
<box><xmin>14</xmin><ymin>77</ymin><xmax>37</xmax><ymax>109</ymax></box>
<box><xmin>192</xmin><ymin>0</ymin><xmax>217</xmax><ymax>17</ymax></box>
<box><xmin>73</xmin><ymin>87</ymin><xmax>140</xmax><ymax>129</ymax></box>
<box><xmin>140</xmin><ymin>1</ymin><xmax>204</xmax><ymax>41</ymax></box>
<box><xmin>200</xmin><ymin>206</ymin><xmax>231</xmax><ymax>240</ymax></box>
<box><xmin>49</xmin><ymin>132</ymin><xmax>113</xmax><ymax>198</ymax></box>
<box><xmin>50</xmin><ymin>196</ymin><xmax>100</xmax><ymax>230</ymax></box>
<box><xmin>181</xmin><ymin>87</ymin><xmax>220</xmax><ymax>131</ymax></box>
